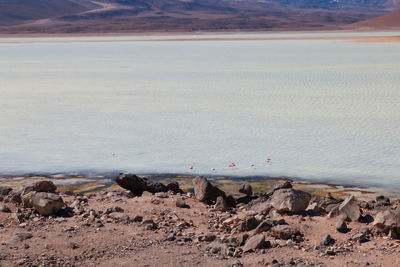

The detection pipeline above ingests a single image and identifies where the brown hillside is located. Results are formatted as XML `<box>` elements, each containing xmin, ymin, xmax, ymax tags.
<box><xmin>347</xmin><ymin>9</ymin><xmax>400</xmax><ymax>29</ymax></box>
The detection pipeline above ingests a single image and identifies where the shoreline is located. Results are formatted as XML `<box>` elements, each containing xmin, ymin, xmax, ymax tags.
<box><xmin>0</xmin><ymin>30</ymin><xmax>399</xmax><ymax>43</ymax></box>
<box><xmin>1</xmin><ymin>172</ymin><xmax>400</xmax><ymax>201</ymax></box>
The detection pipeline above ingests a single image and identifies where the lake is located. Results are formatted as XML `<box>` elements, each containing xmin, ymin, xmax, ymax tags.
<box><xmin>0</xmin><ymin>32</ymin><xmax>399</xmax><ymax>188</ymax></box>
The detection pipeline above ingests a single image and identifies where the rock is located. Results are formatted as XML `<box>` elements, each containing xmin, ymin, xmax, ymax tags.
<box><xmin>338</xmin><ymin>196</ymin><xmax>360</xmax><ymax>221</ymax></box>
<box><xmin>267</xmin><ymin>181</ymin><xmax>292</xmax><ymax>196</ymax></box>
<box><xmin>30</xmin><ymin>192</ymin><xmax>64</xmax><ymax>216</ymax></box>
<box><xmin>351</xmin><ymin>233</ymin><xmax>368</xmax><ymax>242</ymax></box>
<box><xmin>11</xmin><ymin>212</ymin><xmax>25</xmax><ymax>223</ymax></box>
<box><xmin>238</xmin><ymin>233</ymin><xmax>249</xmax><ymax>246</ymax></box>
<box><xmin>270</xmin><ymin>225</ymin><xmax>301</xmax><ymax>240</ymax></box>
<box><xmin>252</xmin><ymin>219</ymin><xmax>275</xmax><ymax>234</ymax></box>
<box><xmin>155</xmin><ymin>192</ymin><xmax>168</xmax><ymax>198</ymax></box>
<box><xmin>132</xmin><ymin>215</ymin><xmax>143</xmax><ymax>222</ymax></box>
<box><xmin>22</xmin><ymin>181</ymin><xmax>56</xmax><ymax>195</ymax></box>
<box><xmin>142</xmin><ymin>191</ymin><xmax>153</xmax><ymax>197</ymax></box>
<box><xmin>197</xmin><ymin>234</ymin><xmax>217</xmax><ymax>242</ymax></box>
<box><xmin>0</xmin><ymin>187</ymin><xmax>12</xmax><ymax>196</ymax></box>
<box><xmin>214</xmin><ymin>196</ymin><xmax>229</xmax><ymax>212</ymax></box>
<box><xmin>68</xmin><ymin>242</ymin><xmax>79</xmax><ymax>249</ymax></box>
<box><xmin>359</xmin><ymin>227</ymin><xmax>370</xmax><ymax>235</ymax></box>
<box><xmin>142</xmin><ymin>219</ymin><xmax>158</xmax><ymax>230</ymax></box>
<box><xmin>0</xmin><ymin>205</ymin><xmax>11</xmax><ymax>213</ymax></box>
<box><xmin>230</xmin><ymin>193</ymin><xmax>251</xmax><ymax>205</ymax></box>
<box><xmin>115</xmin><ymin>174</ymin><xmax>147</xmax><ymax>196</ymax></box>
<box><xmin>166</xmin><ymin>181</ymin><xmax>183</xmax><ymax>194</ymax></box>
<box><xmin>193</xmin><ymin>176</ymin><xmax>227</xmax><ymax>205</ymax></box>
<box><xmin>336</xmin><ymin>219</ymin><xmax>348</xmax><ymax>233</ymax></box>
<box><xmin>269</xmin><ymin>188</ymin><xmax>311</xmax><ymax>213</ymax></box>
<box><xmin>327</xmin><ymin>205</ymin><xmax>341</xmax><ymax>218</ymax></box>
<box><xmin>375</xmin><ymin>195</ymin><xmax>390</xmax><ymax>206</ymax></box>
<box><xmin>9</xmin><ymin>193</ymin><xmax>22</xmax><ymax>204</ymax></box>
<box><xmin>21</xmin><ymin>191</ymin><xmax>36</xmax><ymax>208</ymax></box>
<box><xmin>109</xmin><ymin>212</ymin><xmax>130</xmax><ymax>222</ymax></box>
<box><xmin>248</xmin><ymin>201</ymin><xmax>273</xmax><ymax>215</ymax></box>
<box><xmin>146</xmin><ymin>181</ymin><xmax>168</xmax><ymax>194</ymax></box>
<box><xmin>242</xmin><ymin>234</ymin><xmax>266</xmax><ymax>252</ymax></box>
<box><xmin>306</xmin><ymin>202</ymin><xmax>326</xmax><ymax>216</ymax></box>
<box><xmin>238</xmin><ymin>216</ymin><xmax>259</xmax><ymax>232</ymax></box>
<box><xmin>320</xmin><ymin>234</ymin><xmax>334</xmax><ymax>246</ymax></box>
<box><xmin>176</xmin><ymin>198</ymin><xmax>189</xmax><ymax>208</ymax></box>
<box><xmin>115</xmin><ymin>173</ymin><xmax>168</xmax><ymax>196</ymax></box>
<box><xmin>373</xmin><ymin>210</ymin><xmax>400</xmax><ymax>234</ymax></box>
<box><xmin>166</xmin><ymin>233</ymin><xmax>176</xmax><ymax>241</ymax></box>
<box><xmin>227</xmin><ymin>260</ymin><xmax>244</xmax><ymax>267</ymax></box>
<box><xmin>388</xmin><ymin>229</ymin><xmax>398</xmax><ymax>239</ymax></box>
<box><xmin>8</xmin><ymin>232</ymin><xmax>33</xmax><ymax>244</ymax></box>
<box><xmin>239</xmin><ymin>184</ymin><xmax>253</xmax><ymax>196</ymax></box>
<box><xmin>206</xmin><ymin>241</ymin><xmax>229</xmax><ymax>256</ymax></box>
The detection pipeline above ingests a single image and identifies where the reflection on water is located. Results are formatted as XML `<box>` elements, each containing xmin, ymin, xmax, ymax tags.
<box><xmin>0</xmin><ymin>32</ymin><xmax>399</xmax><ymax>187</ymax></box>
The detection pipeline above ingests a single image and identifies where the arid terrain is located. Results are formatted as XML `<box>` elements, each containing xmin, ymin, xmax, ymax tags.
<box><xmin>1</xmin><ymin>175</ymin><xmax>400</xmax><ymax>266</ymax></box>
<box><xmin>0</xmin><ymin>0</ymin><xmax>399</xmax><ymax>34</ymax></box>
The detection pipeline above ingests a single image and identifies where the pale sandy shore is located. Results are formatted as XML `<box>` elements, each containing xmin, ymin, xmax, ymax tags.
<box><xmin>0</xmin><ymin>31</ymin><xmax>399</xmax><ymax>43</ymax></box>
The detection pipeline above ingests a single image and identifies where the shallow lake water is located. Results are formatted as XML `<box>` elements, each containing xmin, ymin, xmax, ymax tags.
<box><xmin>0</xmin><ymin>32</ymin><xmax>399</xmax><ymax>187</ymax></box>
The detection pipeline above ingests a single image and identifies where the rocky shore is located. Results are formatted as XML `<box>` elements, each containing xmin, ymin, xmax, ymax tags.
<box><xmin>1</xmin><ymin>174</ymin><xmax>400</xmax><ymax>266</ymax></box>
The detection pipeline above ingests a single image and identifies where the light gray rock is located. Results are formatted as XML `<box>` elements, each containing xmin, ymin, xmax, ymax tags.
<box><xmin>373</xmin><ymin>210</ymin><xmax>400</xmax><ymax>234</ymax></box>
<box><xmin>155</xmin><ymin>192</ymin><xmax>168</xmax><ymax>198</ymax></box>
<box><xmin>269</xmin><ymin>188</ymin><xmax>311</xmax><ymax>213</ymax></box>
<box><xmin>336</xmin><ymin>219</ymin><xmax>348</xmax><ymax>233</ymax></box>
<box><xmin>30</xmin><ymin>192</ymin><xmax>64</xmax><ymax>216</ymax></box>
<box><xmin>242</xmin><ymin>234</ymin><xmax>265</xmax><ymax>252</ymax></box>
<box><xmin>248</xmin><ymin>201</ymin><xmax>273</xmax><ymax>215</ymax></box>
<box><xmin>338</xmin><ymin>196</ymin><xmax>360</xmax><ymax>221</ymax></box>
<box><xmin>176</xmin><ymin>198</ymin><xmax>189</xmax><ymax>208</ymax></box>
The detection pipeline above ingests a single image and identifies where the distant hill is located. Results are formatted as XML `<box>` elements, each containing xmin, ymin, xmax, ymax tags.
<box><xmin>265</xmin><ymin>0</ymin><xmax>400</xmax><ymax>11</ymax></box>
<box><xmin>0</xmin><ymin>0</ymin><xmax>96</xmax><ymax>25</ymax></box>
<box><xmin>0</xmin><ymin>0</ymin><xmax>399</xmax><ymax>33</ymax></box>
<box><xmin>347</xmin><ymin>9</ymin><xmax>400</xmax><ymax>29</ymax></box>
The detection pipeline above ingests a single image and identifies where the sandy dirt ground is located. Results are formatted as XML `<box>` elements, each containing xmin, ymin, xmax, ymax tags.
<box><xmin>1</xmin><ymin>182</ymin><xmax>400</xmax><ymax>267</ymax></box>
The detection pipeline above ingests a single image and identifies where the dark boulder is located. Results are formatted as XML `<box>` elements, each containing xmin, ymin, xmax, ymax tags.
<box><xmin>115</xmin><ymin>174</ymin><xmax>177</xmax><ymax>196</ymax></box>
<box><xmin>0</xmin><ymin>187</ymin><xmax>12</xmax><ymax>196</ymax></box>
<box><xmin>22</xmin><ymin>181</ymin><xmax>57</xmax><ymax>195</ymax></box>
<box><xmin>267</xmin><ymin>181</ymin><xmax>292</xmax><ymax>196</ymax></box>
<box><xmin>115</xmin><ymin>174</ymin><xmax>148</xmax><ymax>196</ymax></box>
<box><xmin>214</xmin><ymin>196</ymin><xmax>229</xmax><ymax>211</ymax></box>
<box><xmin>193</xmin><ymin>176</ymin><xmax>229</xmax><ymax>205</ymax></box>
<box><xmin>239</xmin><ymin>184</ymin><xmax>253</xmax><ymax>196</ymax></box>
<box><xmin>166</xmin><ymin>181</ymin><xmax>183</xmax><ymax>194</ymax></box>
